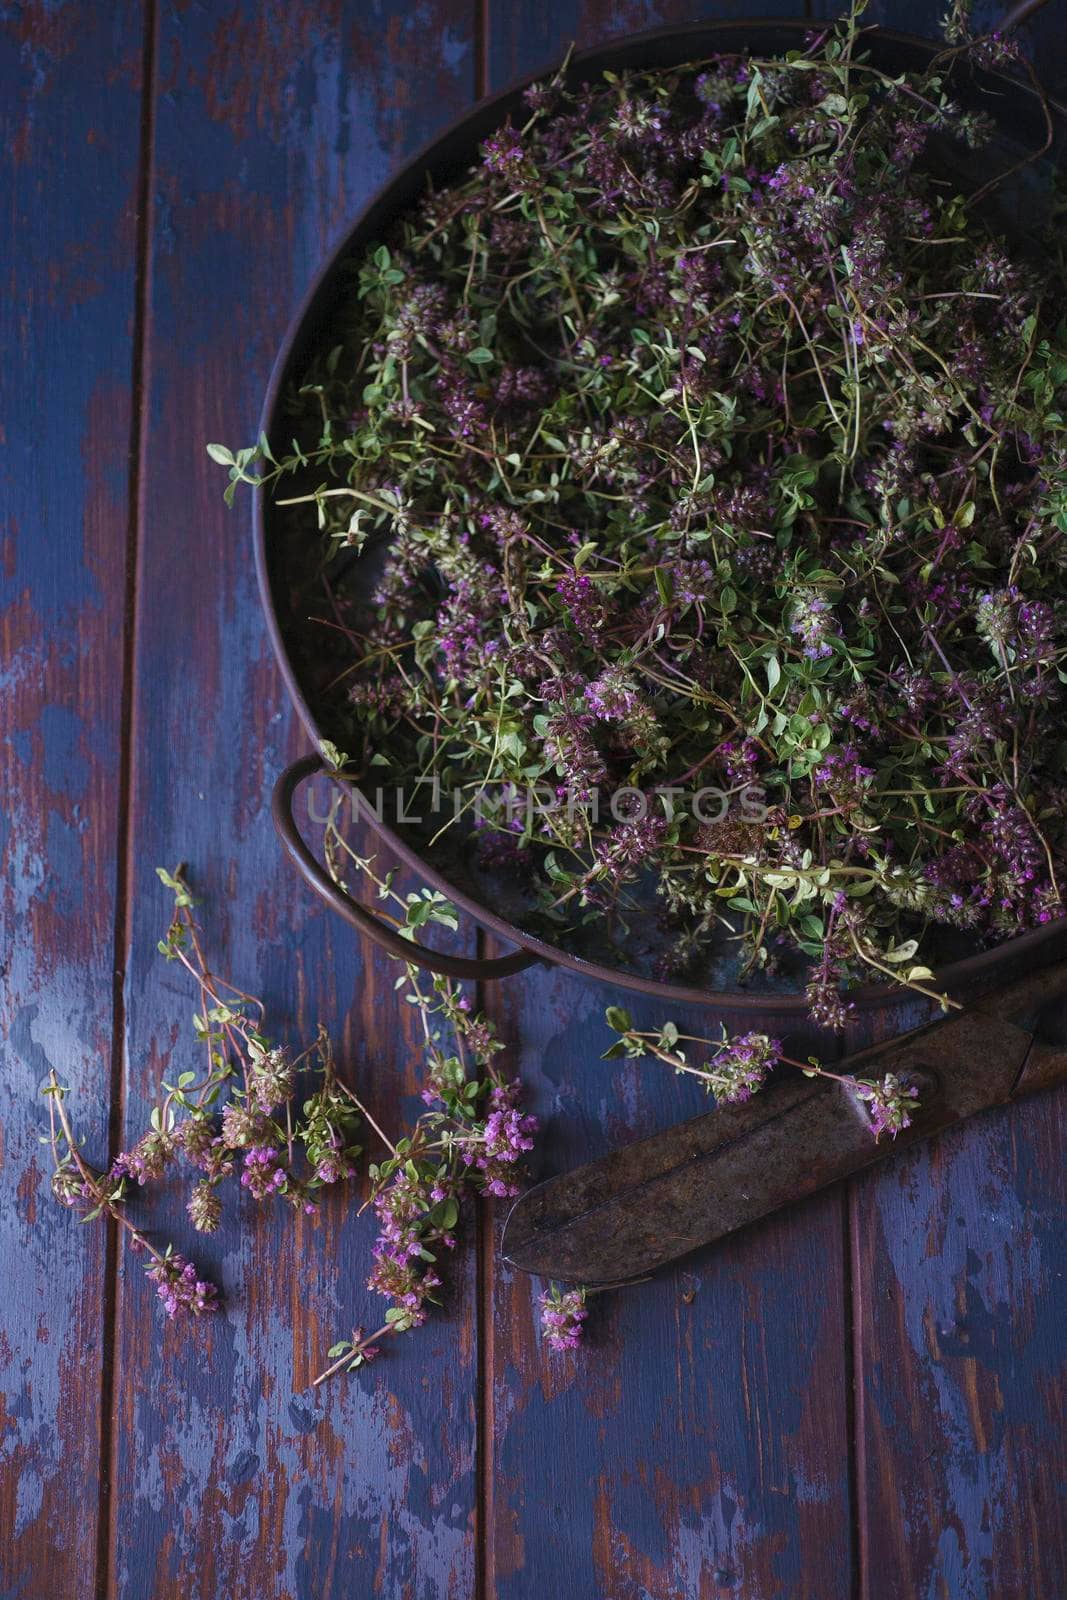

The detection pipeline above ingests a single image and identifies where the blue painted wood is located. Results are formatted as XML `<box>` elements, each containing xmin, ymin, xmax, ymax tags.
<box><xmin>0</xmin><ymin>4</ymin><xmax>145</xmax><ymax>1593</ymax></box>
<box><xmin>483</xmin><ymin>962</ymin><xmax>856</xmax><ymax>1600</ymax></box>
<box><xmin>850</xmin><ymin>1090</ymin><xmax>1067</xmax><ymax>1598</ymax></box>
<box><xmin>486</xmin><ymin>0</ymin><xmax>804</xmax><ymax>92</ymax></box>
<box><xmin>107</xmin><ymin>5</ymin><xmax>481</xmax><ymax>1598</ymax></box>
<box><xmin>2</xmin><ymin>1</ymin><xmax>1064</xmax><ymax>1597</ymax></box>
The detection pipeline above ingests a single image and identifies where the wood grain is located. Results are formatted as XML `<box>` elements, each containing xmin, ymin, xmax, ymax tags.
<box><xmin>486</xmin><ymin>0</ymin><xmax>802</xmax><ymax>94</ymax></box>
<box><xmin>2</xmin><ymin>2</ymin><xmax>1065</xmax><ymax>1597</ymax></box>
<box><xmin>107</xmin><ymin>4</ymin><xmax>480</xmax><ymax>1597</ymax></box>
<box><xmin>851</xmin><ymin>1089</ymin><xmax>1067</xmax><ymax>1599</ymax></box>
<box><xmin>482</xmin><ymin>962</ymin><xmax>858</xmax><ymax>1600</ymax></box>
<box><xmin>0</xmin><ymin>4</ymin><xmax>146</xmax><ymax>1594</ymax></box>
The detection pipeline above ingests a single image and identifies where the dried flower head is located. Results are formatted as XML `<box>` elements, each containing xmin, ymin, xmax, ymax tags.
<box><xmin>855</xmin><ymin>1073</ymin><xmax>920</xmax><ymax>1141</ymax></box>
<box><xmin>246</xmin><ymin>1042</ymin><xmax>294</xmax><ymax>1114</ymax></box>
<box><xmin>187</xmin><ymin>1180</ymin><xmax>222</xmax><ymax>1234</ymax></box>
<box><xmin>539</xmin><ymin>1284</ymin><xmax>589</xmax><ymax>1352</ymax></box>
<box><xmin>145</xmin><ymin>1250</ymin><xmax>219</xmax><ymax>1320</ymax></box>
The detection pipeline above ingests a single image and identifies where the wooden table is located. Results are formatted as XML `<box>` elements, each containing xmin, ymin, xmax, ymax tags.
<box><xmin>2</xmin><ymin>2</ymin><xmax>1064</xmax><ymax>1596</ymax></box>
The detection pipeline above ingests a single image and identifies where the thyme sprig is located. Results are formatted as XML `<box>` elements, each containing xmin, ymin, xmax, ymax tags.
<box><xmin>604</xmin><ymin>1006</ymin><xmax>920</xmax><ymax>1139</ymax></box>
<box><xmin>44</xmin><ymin>865</ymin><xmax>567</xmax><ymax>1380</ymax></box>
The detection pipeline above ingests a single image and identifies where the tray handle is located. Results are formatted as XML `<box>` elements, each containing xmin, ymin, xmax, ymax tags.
<box><xmin>272</xmin><ymin>754</ymin><xmax>541</xmax><ymax>982</ymax></box>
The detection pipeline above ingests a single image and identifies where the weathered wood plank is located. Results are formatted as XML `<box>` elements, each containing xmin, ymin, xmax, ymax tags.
<box><xmin>0</xmin><ymin>4</ymin><xmax>146</xmax><ymax>1594</ymax></box>
<box><xmin>850</xmin><ymin>1088</ymin><xmax>1067</xmax><ymax>1599</ymax></box>
<box><xmin>109</xmin><ymin>5</ymin><xmax>480</xmax><ymax>1597</ymax></box>
<box><xmin>482</xmin><ymin>963</ymin><xmax>856</xmax><ymax>1600</ymax></box>
<box><xmin>487</xmin><ymin>0</ymin><xmax>802</xmax><ymax>92</ymax></box>
<box><xmin>479</xmin><ymin>6</ymin><xmax>856</xmax><ymax>1594</ymax></box>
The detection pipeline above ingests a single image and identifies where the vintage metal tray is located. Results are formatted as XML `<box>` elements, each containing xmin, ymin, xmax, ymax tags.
<box><xmin>257</xmin><ymin>5</ymin><xmax>1067</xmax><ymax>1014</ymax></box>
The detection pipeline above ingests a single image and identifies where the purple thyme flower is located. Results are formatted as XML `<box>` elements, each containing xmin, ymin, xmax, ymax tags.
<box><xmin>669</xmin><ymin>557</ymin><xmax>715</xmax><ymax>606</ymax></box>
<box><xmin>890</xmin><ymin>119</ymin><xmax>927</xmax><ymax>167</ymax></box>
<box><xmin>436</xmin><ymin>365</ymin><xmax>487</xmax><ymax>441</ymax></box>
<box><xmin>366</xmin><ymin>1255</ymin><xmax>442</xmax><ymax>1329</ymax></box>
<box><xmin>1017</xmin><ymin>599</ymin><xmax>1056</xmax><ymax>665</ymax></box>
<box><xmin>805</xmin><ymin>970</ymin><xmax>855</xmax><ymax>1032</ymax></box>
<box><xmin>246</xmin><ymin>1044</ymin><xmax>294</xmax><ymax>1115</ymax></box>
<box><xmin>790</xmin><ymin>587</ymin><xmax>836</xmax><ymax>660</ymax></box>
<box><xmin>972</xmin><ymin>30</ymin><xmax>1021</xmax><ymax>69</ymax></box>
<box><xmin>174</xmin><ymin>1116</ymin><xmax>235</xmax><ymax>1181</ymax></box>
<box><xmin>541</xmin><ymin>703</ymin><xmax>606</xmax><ymax>800</ymax></box>
<box><xmin>458</xmin><ymin>1081</ymin><xmax>540</xmax><ymax>1199</ymax></box>
<box><xmin>855</xmin><ymin>1074</ymin><xmax>919</xmax><ymax>1141</ymax></box>
<box><xmin>240</xmin><ymin>1143</ymin><xmax>288</xmax><ymax>1200</ymax></box>
<box><xmin>583</xmin><ymin>668</ymin><xmax>661</xmax><ymax>750</ymax></box>
<box><xmin>495</xmin><ymin>364</ymin><xmax>550</xmax><ymax>411</ymax></box>
<box><xmin>51</xmin><ymin>1167</ymin><xmax>96</xmax><ymax>1209</ymax></box>
<box><xmin>976</xmin><ymin>588</ymin><xmax>1018</xmax><ymax>652</ymax></box>
<box><xmin>556</xmin><ymin>569</ymin><xmax>606</xmax><ymax>643</ymax></box>
<box><xmin>481</xmin><ymin>123</ymin><xmax>528</xmax><ymax>183</ymax></box>
<box><xmin>593</xmin><ymin>813</ymin><xmax>667</xmax><ymax>885</ymax></box>
<box><xmin>584</xmin><ymin>669</ymin><xmax>640</xmax><ymax>721</ymax></box>
<box><xmin>389</xmin><ymin>281</ymin><xmax>447</xmax><ymax>359</ymax></box>
<box><xmin>220</xmin><ymin>1101</ymin><xmax>269</xmax><ymax>1150</ymax></box>
<box><xmin>609</xmin><ymin>96</ymin><xmax>668</xmax><ymax>142</ymax></box>
<box><xmin>144</xmin><ymin>1252</ymin><xmax>219</xmax><ymax>1320</ymax></box>
<box><xmin>367</xmin><ymin>1163</ymin><xmax>447</xmax><ymax>1325</ymax></box>
<box><xmin>111</xmin><ymin>1129</ymin><xmax>176</xmax><ymax>1187</ymax></box>
<box><xmin>706</xmin><ymin>1031</ymin><xmax>781</xmax><ymax>1103</ymax></box>
<box><xmin>814</xmin><ymin>748</ymin><xmax>876</xmax><ymax>808</ymax></box>
<box><xmin>314</xmin><ymin>1130</ymin><xmax>358</xmax><ymax>1185</ymax></box>
<box><xmin>539</xmin><ymin>1284</ymin><xmax>588</xmax><ymax>1352</ymax></box>
<box><xmin>299</xmin><ymin>1087</ymin><xmax>363</xmax><ymax>1187</ymax></box>
<box><xmin>942</xmin><ymin>693</ymin><xmax>1009</xmax><ymax>777</ymax></box>
<box><xmin>483</xmin><ymin>1093</ymin><xmax>538</xmax><ymax>1159</ymax></box>
<box><xmin>720</xmin><ymin>737</ymin><xmax>762</xmax><ymax>786</ymax></box>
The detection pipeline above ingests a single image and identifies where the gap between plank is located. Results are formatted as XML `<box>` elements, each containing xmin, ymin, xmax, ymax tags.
<box><xmin>97</xmin><ymin>2</ymin><xmax>158</xmax><ymax>1596</ymax></box>
<box><xmin>473</xmin><ymin>3</ymin><xmax>493</xmax><ymax>1567</ymax></box>
<box><xmin>844</xmin><ymin>1182</ymin><xmax>869</xmax><ymax>1600</ymax></box>
<box><xmin>474</xmin><ymin>0</ymin><xmax>490</xmax><ymax>98</ymax></box>
<box><xmin>474</xmin><ymin>926</ymin><xmax>495</xmax><ymax>1600</ymax></box>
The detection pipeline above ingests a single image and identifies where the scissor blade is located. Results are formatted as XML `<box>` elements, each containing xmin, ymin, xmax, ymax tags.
<box><xmin>501</xmin><ymin>1009</ymin><xmax>1034</xmax><ymax>1285</ymax></box>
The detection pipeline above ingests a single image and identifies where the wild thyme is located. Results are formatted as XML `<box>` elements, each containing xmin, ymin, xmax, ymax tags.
<box><xmin>604</xmin><ymin>1005</ymin><xmax>919</xmax><ymax>1139</ymax></box>
<box><xmin>539</xmin><ymin>1283</ymin><xmax>589</xmax><ymax>1351</ymax></box>
<box><xmin>217</xmin><ymin>5</ymin><xmax>1067</xmax><ymax>1025</ymax></box>
<box><xmin>44</xmin><ymin>865</ymin><xmax>562</xmax><ymax>1382</ymax></box>
<box><xmin>45</xmin><ymin>1073</ymin><xmax>220</xmax><ymax>1321</ymax></box>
